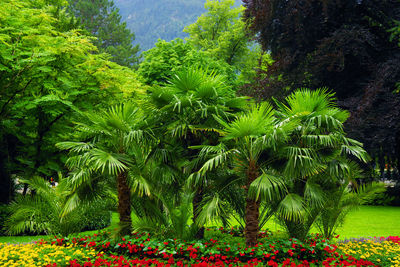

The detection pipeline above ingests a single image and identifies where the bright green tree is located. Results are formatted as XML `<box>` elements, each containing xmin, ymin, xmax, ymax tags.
<box><xmin>138</xmin><ymin>38</ymin><xmax>236</xmax><ymax>85</ymax></box>
<box><xmin>146</xmin><ymin>67</ymin><xmax>248</xmax><ymax>238</ymax></box>
<box><xmin>67</xmin><ymin>0</ymin><xmax>140</xmax><ymax>67</ymax></box>
<box><xmin>184</xmin><ymin>0</ymin><xmax>268</xmax><ymax>85</ymax></box>
<box><xmin>184</xmin><ymin>0</ymin><xmax>249</xmax><ymax>65</ymax></box>
<box><xmin>0</xmin><ymin>0</ymin><xmax>144</xmax><ymax>202</ymax></box>
<box><xmin>270</xmin><ymin>89</ymin><xmax>370</xmax><ymax>240</ymax></box>
<box><xmin>193</xmin><ymin>89</ymin><xmax>370</xmax><ymax>244</ymax></box>
<box><xmin>57</xmin><ymin>103</ymin><xmax>153</xmax><ymax>235</ymax></box>
<box><xmin>193</xmin><ymin>102</ymin><xmax>290</xmax><ymax>246</ymax></box>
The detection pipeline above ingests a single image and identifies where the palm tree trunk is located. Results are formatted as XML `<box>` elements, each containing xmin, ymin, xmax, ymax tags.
<box><xmin>244</xmin><ymin>161</ymin><xmax>260</xmax><ymax>247</ymax></box>
<box><xmin>117</xmin><ymin>171</ymin><xmax>132</xmax><ymax>236</ymax></box>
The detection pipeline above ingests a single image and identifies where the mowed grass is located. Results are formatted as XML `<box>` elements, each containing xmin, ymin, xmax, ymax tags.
<box><xmin>335</xmin><ymin>206</ymin><xmax>400</xmax><ymax>239</ymax></box>
<box><xmin>262</xmin><ymin>206</ymin><xmax>400</xmax><ymax>239</ymax></box>
<box><xmin>0</xmin><ymin>235</ymin><xmax>47</xmax><ymax>244</ymax></box>
<box><xmin>1</xmin><ymin>206</ymin><xmax>399</xmax><ymax>244</ymax></box>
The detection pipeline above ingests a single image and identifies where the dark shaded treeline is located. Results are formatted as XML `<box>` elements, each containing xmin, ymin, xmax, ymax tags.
<box><xmin>242</xmin><ymin>0</ymin><xmax>400</xmax><ymax>194</ymax></box>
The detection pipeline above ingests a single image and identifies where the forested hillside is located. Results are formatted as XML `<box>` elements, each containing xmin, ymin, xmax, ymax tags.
<box><xmin>114</xmin><ymin>0</ymin><xmax>241</xmax><ymax>51</ymax></box>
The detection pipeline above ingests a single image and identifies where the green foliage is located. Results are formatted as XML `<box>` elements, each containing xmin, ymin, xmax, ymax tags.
<box><xmin>140</xmin><ymin>67</ymin><xmax>248</xmax><ymax>240</ymax></box>
<box><xmin>184</xmin><ymin>0</ymin><xmax>265</xmax><ymax>85</ymax></box>
<box><xmin>132</xmin><ymin>191</ymin><xmax>200</xmax><ymax>240</ymax></box>
<box><xmin>269</xmin><ymin>89</ymin><xmax>370</xmax><ymax>240</ymax></box>
<box><xmin>5</xmin><ymin>176</ymin><xmax>96</xmax><ymax>236</ymax></box>
<box><xmin>67</xmin><ymin>0</ymin><xmax>140</xmax><ymax>67</ymax></box>
<box><xmin>138</xmin><ymin>39</ymin><xmax>235</xmax><ymax>85</ymax></box>
<box><xmin>81</xmin><ymin>199</ymin><xmax>112</xmax><ymax>231</ymax></box>
<box><xmin>316</xmin><ymin>182</ymin><xmax>386</xmax><ymax>239</ymax></box>
<box><xmin>184</xmin><ymin>0</ymin><xmax>249</xmax><ymax>65</ymax></box>
<box><xmin>193</xmin><ymin>88</ymin><xmax>370</xmax><ymax>242</ymax></box>
<box><xmin>58</xmin><ymin>103</ymin><xmax>154</xmax><ymax>235</ymax></box>
<box><xmin>0</xmin><ymin>0</ymin><xmax>144</xmax><ymax>202</ymax></box>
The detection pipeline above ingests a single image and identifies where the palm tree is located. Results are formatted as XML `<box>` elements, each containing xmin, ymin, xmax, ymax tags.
<box><xmin>57</xmin><ymin>103</ymin><xmax>153</xmax><ymax>235</ymax></box>
<box><xmin>270</xmin><ymin>88</ymin><xmax>370</xmax><ymax>240</ymax></box>
<box><xmin>192</xmin><ymin>102</ymin><xmax>290</xmax><ymax>246</ymax></box>
<box><xmin>147</xmin><ymin>67</ymin><xmax>248</xmax><ymax>238</ymax></box>
<box><xmin>316</xmin><ymin>162</ymin><xmax>385</xmax><ymax>239</ymax></box>
<box><xmin>6</xmin><ymin>175</ymin><xmax>89</xmax><ymax>236</ymax></box>
<box><xmin>193</xmin><ymin>88</ymin><xmax>370</xmax><ymax>243</ymax></box>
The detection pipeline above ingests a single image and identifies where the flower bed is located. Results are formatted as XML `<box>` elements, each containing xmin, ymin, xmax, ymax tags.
<box><xmin>337</xmin><ymin>237</ymin><xmax>400</xmax><ymax>266</ymax></box>
<box><xmin>2</xmin><ymin>231</ymin><xmax>398</xmax><ymax>266</ymax></box>
<box><xmin>0</xmin><ymin>242</ymin><xmax>99</xmax><ymax>266</ymax></box>
<box><xmin>38</xmin><ymin>231</ymin><xmax>376</xmax><ymax>266</ymax></box>
<box><xmin>44</xmin><ymin>232</ymin><xmax>334</xmax><ymax>264</ymax></box>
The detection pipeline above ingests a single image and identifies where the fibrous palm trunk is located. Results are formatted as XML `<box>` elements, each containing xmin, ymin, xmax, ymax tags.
<box><xmin>244</xmin><ymin>161</ymin><xmax>260</xmax><ymax>247</ymax></box>
<box><xmin>117</xmin><ymin>171</ymin><xmax>132</xmax><ymax>236</ymax></box>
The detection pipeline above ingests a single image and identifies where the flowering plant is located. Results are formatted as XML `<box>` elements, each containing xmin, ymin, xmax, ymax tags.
<box><xmin>337</xmin><ymin>237</ymin><xmax>400</xmax><ymax>266</ymax></box>
<box><xmin>40</xmin><ymin>232</ymin><xmax>375</xmax><ymax>266</ymax></box>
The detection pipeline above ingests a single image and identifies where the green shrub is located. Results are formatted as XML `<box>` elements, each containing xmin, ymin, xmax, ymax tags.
<box><xmin>6</xmin><ymin>177</ymin><xmax>113</xmax><ymax>236</ymax></box>
<box><xmin>81</xmin><ymin>200</ymin><xmax>112</xmax><ymax>231</ymax></box>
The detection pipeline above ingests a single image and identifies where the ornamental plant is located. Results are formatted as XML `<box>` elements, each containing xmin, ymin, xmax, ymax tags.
<box><xmin>337</xmin><ymin>238</ymin><xmax>400</xmax><ymax>266</ymax></box>
<box><xmin>57</xmin><ymin>103</ymin><xmax>153</xmax><ymax>236</ymax></box>
<box><xmin>0</xmin><ymin>242</ymin><xmax>99</xmax><ymax>266</ymax></box>
<box><xmin>192</xmin><ymin>88</ymin><xmax>370</xmax><ymax>245</ymax></box>
<box><xmin>40</xmin><ymin>231</ymin><xmax>376</xmax><ymax>266</ymax></box>
<box><xmin>6</xmin><ymin>176</ymin><xmax>89</xmax><ymax>236</ymax></box>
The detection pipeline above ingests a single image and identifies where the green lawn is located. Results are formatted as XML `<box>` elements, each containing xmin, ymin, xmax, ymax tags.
<box><xmin>261</xmin><ymin>206</ymin><xmax>400</xmax><ymax>239</ymax></box>
<box><xmin>0</xmin><ymin>235</ymin><xmax>47</xmax><ymax>244</ymax></box>
<box><xmin>334</xmin><ymin>205</ymin><xmax>400</xmax><ymax>238</ymax></box>
<box><xmin>1</xmin><ymin>206</ymin><xmax>399</xmax><ymax>244</ymax></box>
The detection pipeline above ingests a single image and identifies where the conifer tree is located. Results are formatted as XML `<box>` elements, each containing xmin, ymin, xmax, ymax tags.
<box><xmin>67</xmin><ymin>0</ymin><xmax>140</xmax><ymax>67</ymax></box>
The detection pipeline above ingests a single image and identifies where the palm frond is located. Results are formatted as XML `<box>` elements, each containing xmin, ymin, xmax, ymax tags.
<box><xmin>196</xmin><ymin>193</ymin><xmax>228</xmax><ymax>226</ymax></box>
<box><xmin>56</xmin><ymin>142</ymin><xmax>94</xmax><ymax>153</ymax></box>
<box><xmin>129</xmin><ymin>174</ymin><xmax>152</xmax><ymax>197</ymax></box>
<box><xmin>276</xmin><ymin>193</ymin><xmax>306</xmax><ymax>222</ymax></box>
<box><xmin>90</xmin><ymin>149</ymin><xmax>129</xmax><ymax>175</ymax></box>
<box><xmin>248</xmin><ymin>170</ymin><xmax>287</xmax><ymax>202</ymax></box>
<box><xmin>304</xmin><ymin>181</ymin><xmax>325</xmax><ymax>208</ymax></box>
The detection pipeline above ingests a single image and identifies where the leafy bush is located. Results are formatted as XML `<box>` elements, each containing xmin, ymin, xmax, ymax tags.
<box><xmin>5</xmin><ymin>177</ymin><xmax>112</xmax><ymax>236</ymax></box>
<box><xmin>80</xmin><ymin>200</ymin><xmax>112</xmax><ymax>231</ymax></box>
<box><xmin>365</xmin><ymin>192</ymin><xmax>395</xmax><ymax>206</ymax></box>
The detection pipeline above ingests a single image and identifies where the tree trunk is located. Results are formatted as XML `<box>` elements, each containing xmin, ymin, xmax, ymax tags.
<box><xmin>192</xmin><ymin>188</ymin><xmax>205</xmax><ymax>239</ymax></box>
<box><xmin>117</xmin><ymin>171</ymin><xmax>132</xmax><ymax>236</ymax></box>
<box><xmin>244</xmin><ymin>161</ymin><xmax>260</xmax><ymax>247</ymax></box>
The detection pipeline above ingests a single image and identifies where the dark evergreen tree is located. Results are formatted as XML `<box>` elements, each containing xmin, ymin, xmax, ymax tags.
<box><xmin>67</xmin><ymin>0</ymin><xmax>140</xmax><ymax>67</ymax></box>
<box><xmin>242</xmin><ymin>0</ymin><xmax>400</xmax><ymax>186</ymax></box>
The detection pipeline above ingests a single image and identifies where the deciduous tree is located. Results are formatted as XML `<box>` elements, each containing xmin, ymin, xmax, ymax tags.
<box><xmin>243</xmin><ymin>0</ymin><xmax>400</xmax><ymax>182</ymax></box>
<box><xmin>0</xmin><ymin>0</ymin><xmax>143</xmax><ymax>203</ymax></box>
